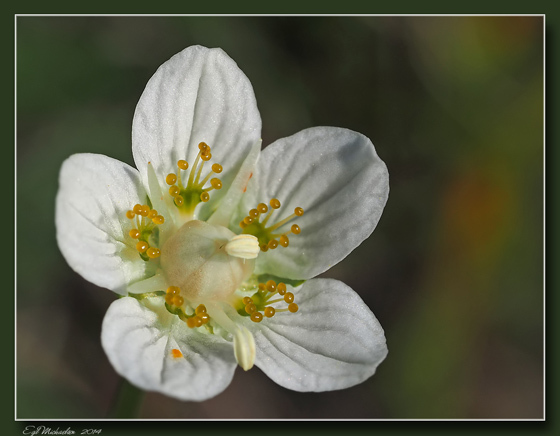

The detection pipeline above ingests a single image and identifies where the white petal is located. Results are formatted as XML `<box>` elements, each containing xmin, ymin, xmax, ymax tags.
<box><xmin>241</xmin><ymin>127</ymin><xmax>389</xmax><ymax>279</ymax></box>
<box><xmin>132</xmin><ymin>45</ymin><xmax>262</xmax><ymax>220</ymax></box>
<box><xmin>244</xmin><ymin>278</ymin><xmax>387</xmax><ymax>392</ymax></box>
<box><xmin>101</xmin><ymin>297</ymin><xmax>237</xmax><ymax>401</ymax></box>
<box><xmin>207</xmin><ymin>139</ymin><xmax>261</xmax><ymax>227</ymax></box>
<box><xmin>55</xmin><ymin>154</ymin><xmax>149</xmax><ymax>295</ymax></box>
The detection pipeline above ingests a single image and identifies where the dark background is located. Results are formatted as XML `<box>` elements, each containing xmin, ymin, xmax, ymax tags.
<box><xmin>16</xmin><ymin>16</ymin><xmax>543</xmax><ymax>419</ymax></box>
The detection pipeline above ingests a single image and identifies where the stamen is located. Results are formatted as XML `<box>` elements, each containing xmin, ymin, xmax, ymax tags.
<box><xmin>195</xmin><ymin>304</ymin><xmax>207</xmax><ymax>315</ymax></box>
<box><xmin>146</xmin><ymin>247</ymin><xmax>161</xmax><ymax>259</ymax></box>
<box><xmin>250</xmin><ymin>312</ymin><xmax>263</xmax><ymax>323</ymax></box>
<box><xmin>163</xmin><ymin>142</ymin><xmax>223</xmax><ymax>215</ymax></box>
<box><xmin>242</xmin><ymin>280</ymin><xmax>299</xmax><ymax>322</ymax></box>
<box><xmin>125</xmin><ymin>204</ymin><xmax>164</xmax><ymax>261</ymax></box>
<box><xmin>239</xmin><ymin>199</ymin><xmax>304</xmax><ymax>252</ymax></box>
<box><xmin>284</xmin><ymin>292</ymin><xmax>294</xmax><ymax>303</ymax></box>
<box><xmin>166</xmin><ymin>174</ymin><xmax>177</xmax><ymax>185</ymax></box>
<box><xmin>136</xmin><ymin>241</ymin><xmax>148</xmax><ymax>253</ymax></box>
<box><xmin>172</xmin><ymin>295</ymin><xmax>184</xmax><ymax>307</ymax></box>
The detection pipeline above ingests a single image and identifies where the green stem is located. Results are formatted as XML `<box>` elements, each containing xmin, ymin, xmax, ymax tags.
<box><xmin>109</xmin><ymin>377</ymin><xmax>145</xmax><ymax>418</ymax></box>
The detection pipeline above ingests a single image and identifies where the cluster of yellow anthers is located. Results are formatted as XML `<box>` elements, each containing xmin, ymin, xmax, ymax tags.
<box><xmin>243</xmin><ymin>280</ymin><xmax>299</xmax><ymax>323</ymax></box>
<box><xmin>165</xmin><ymin>142</ymin><xmax>223</xmax><ymax>209</ymax></box>
<box><xmin>240</xmin><ymin>199</ymin><xmax>304</xmax><ymax>252</ymax></box>
<box><xmin>165</xmin><ymin>286</ymin><xmax>211</xmax><ymax>329</ymax></box>
<box><xmin>126</xmin><ymin>204</ymin><xmax>165</xmax><ymax>259</ymax></box>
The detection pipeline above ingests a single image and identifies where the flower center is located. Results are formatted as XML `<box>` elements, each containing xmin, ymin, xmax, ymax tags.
<box><xmin>159</xmin><ymin>220</ymin><xmax>256</xmax><ymax>302</ymax></box>
<box><xmin>125</xmin><ymin>203</ymin><xmax>165</xmax><ymax>260</ymax></box>
<box><xmin>165</xmin><ymin>142</ymin><xmax>223</xmax><ymax>215</ymax></box>
<box><xmin>239</xmin><ymin>198</ymin><xmax>304</xmax><ymax>252</ymax></box>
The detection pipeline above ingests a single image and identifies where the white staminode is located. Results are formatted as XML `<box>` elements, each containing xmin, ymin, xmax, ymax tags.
<box><xmin>225</xmin><ymin>234</ymin><xmax>260</xmax><ymax>259</ymax></box>
<box><xmin>233</xmin><ymin>326</ymin><xmax>256</xmax><ymax>371</ymax></box>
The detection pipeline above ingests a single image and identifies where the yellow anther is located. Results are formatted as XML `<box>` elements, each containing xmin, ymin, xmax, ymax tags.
<box><xmin>193</xmin><ymin>316</ymin><xmax>203</xmax><ymax>327</ymax></box>
<box><xmin>201</xmin><ymin>152</ymin><xmax>212</xmax><ymax>162</ymax></box>
<box><xmin>245</xmin><ymin>303</ymin><xmax>257</xmax><ymax>315</ymax></box>
<box><xmin>147</xmin><ymin>209</ymin><xmax>158</xmax><ymax>219</ymax></box>
<box><xmin>136</xmin><ymin>241</ymin><xmax>148</xmax><ymax>253</ymax></box>
<box><xmin>294</xmin><ymin>207</ymin><xmax>304</xmax><ymax>216</ymax></box>
<box><xmin>266</xmin><ymin>280</ymin><xmax>276</xmax><ymax>293</ymax></box>
<box><xmin>140</xmin><ymin>205</ymin><xmax>150</xmax><ymax>217</ymax></box>
<box><xmin>195</xmin><ymin>304</ymin><xmax>207</xmax><ymax>315</ymax></box>
<box><xmin>146</xmin><ymin>247</ymin><xmax>161</xmax><ymax>258</ymax></box>
<box><xmin>291</xmin><ymin>224</ymin><xmax>301</xmax><ymax>235</ymax></box>
<box><xmin>186</xmin><ymin>317</ymin><xmax>196</xmax><ymax>328</ymax></box>
<box><xmin>279</xmin><ymin>235</ymin><xmax>289</xmax><ymax>247</ymax></box>
<box><xmin>212</xmin><ymin>163</ymin><xmax>223</xmax><ymax>173</ymax></box>
<box><xmin>264</xmin><ymin>307</ymin><xmax>276</xmax><ymax>318</ymax></box>
<box><xmin>169</xmin><ymin>185</ymin><xmax>180</xmax><ymax>197</ymax></box>
<box><xmin>165</xmin><ymin>294</ymin><xmax>174</xmax><ymax>304</ymax></box>
<box><xmin>200</xmin><ymin>192</ymin><xmax>210</xmax><ymax>202</ymax></box>
<box><xmin>198</xmin><ymin>142</ymin><xmax>209</xmax><ymax>151</ymax></box>
<box><xmin>258</xmin><ymin>283</ymin><xmax>266</xmax><ymax>291</ymax></box>
<box><xmin>126</xmin><ymin>210</ymin><xmax>135</xmax><ymax>219</ymax></box>
<box><xmin>199</xmin><ymin>313</ymin><xmax>210</xmax><ymax>324</ymax></box>
<box><xmin>178</xmin><ymin>160</ymin><xmax>189</xmax><ymax>170</ymax></box>
<box><xmin>129</xmin><ymin>229</ymin><xmax>141</xmax><ymax>239</ymax></box>
<box><xmin>242</xmin><ymin>296</ymin><xmax>253</xmax><ymax>305</ymax></box>
<box><xmin>171</xmin><ymin>349</ymin><xmax>183</xmax><ymax>359</ymax></box>
<box><xmin>166</xmin><ymin>174</ymin><xmax>177</xmax><ymax>185</ymax></box>
<box><xmin>270</xmin><ymin>198</ymin><xmax>281</xmax><ymax>209</ymax></box>
<box><xmin>166</xmin><ymin>286</ymin><xmax>180</xmax><ymax>295</ymax></box>
<box><xmin>172</xmin><ymin>295</ymin><xmax>184</xmax><ymax>307</ymax></box>
<box><xmin>210</xmin><ymin>178</ymin><xmax>222</xmax><ymax>190</ymax></box>
<box><xmin>257</xmin><ymin>203</ymin><xmax>268</xmax><ymax>214</ymax></box>
<box><xmin>277</xmin><ymin>283</ymin><xmax>287</xmax><ymax>295</ymax></box>
<box><xmin>260</xmin><ymin>244</ymin><xmax>269</xmax><ymax>252</ymax></box>
<box><xmin>288</xmin><ymin>303</ymin><xmax>299</xmax><ymax>313</ymax></box>
<box><xmin>174</xmin><ymin>196</ymin><xmax>184</xmax><ymax>206</ymax></box>
<box><xmin>284</xmin><ymin>292</ymin><xmax>294</xmax><ymax>304</ymax></box>
<box><xmin>268</xmin><ymin>239</ymin><xmax>279</xmax><ymax>250</ymax></box>
<box><xmin>243</xmin><ymin>216</ymin><xmax>254</xmax><ymax>225</ymax></box>
<box><xmin>239</xmin><ymin>220</ymin><xmax>248</xmax><ymax>229</ymax></box>
<box><xmin>250</xmin><ymin>312</ymin><xmax>263</xmax><ymax>323</ymax></box>
<box><xmin>133</xmin><ymin>204</ymin><xmax>143</xmax><ymax>215</ymax></box>
<box><xmin>249</xmin><ymin>209</ymin><xmax>259</xmax><ymax>218</ymax></box>
<box><xmin>152</xmin><ymin>215</ymin><xmax>165</xmax><ymax>225</ymax></box>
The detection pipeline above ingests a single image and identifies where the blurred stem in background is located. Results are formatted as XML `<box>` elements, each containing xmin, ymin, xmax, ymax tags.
<box><xmin>109</xmin><ymin>378</ymin><xmax>144</xmax><ymax>418</ymax></box>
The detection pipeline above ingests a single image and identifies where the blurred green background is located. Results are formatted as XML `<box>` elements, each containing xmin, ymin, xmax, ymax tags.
<box><xmin>16</xmin><ymin>16</ymin><xmax>543</xmax><ymax>419</ymax></box>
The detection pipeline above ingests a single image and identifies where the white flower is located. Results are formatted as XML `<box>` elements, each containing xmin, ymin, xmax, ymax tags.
<box><xmin>55</xmin><ymin>45</ymin><xmax>390</xmax><ymax>401</ymax></box>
